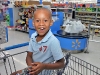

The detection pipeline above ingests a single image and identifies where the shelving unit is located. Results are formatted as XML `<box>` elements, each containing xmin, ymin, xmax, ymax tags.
<box><xmin>51</xmin><ymin>8</ymin><xmax>73</xmax><ymax>20</ymax></box>
<box><xmin>13</xmin><ymin>6</ymin><xmax>34</xmax><ymax>33</ymax></box>
<box><xmin>75</xmin><ymin>7</ymin><xmax>100</xmax><ymax>36</ymax></box>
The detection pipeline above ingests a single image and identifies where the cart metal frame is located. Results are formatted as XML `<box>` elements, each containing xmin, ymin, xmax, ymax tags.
<box><xmin>0</xmin><ymin>50</ymin><xmax>100</xmax><ymax>75</ymax></box>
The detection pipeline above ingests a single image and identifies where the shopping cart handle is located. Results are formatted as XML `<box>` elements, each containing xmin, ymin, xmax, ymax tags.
<box><xmin>65</xmin><ymin>52</ymin><xmax>71</xmax><ymax>62</ymax></box>
<box><xmin>4</xmin><ymin>42</ymin><xmax>29</xmax><ymax>51</ymax></box>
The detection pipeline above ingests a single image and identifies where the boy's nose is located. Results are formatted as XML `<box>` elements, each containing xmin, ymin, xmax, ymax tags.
<box><xmin>39</xmin><ymin>21</ymin><xmax>44</xmax><ymax>26</ymax></box>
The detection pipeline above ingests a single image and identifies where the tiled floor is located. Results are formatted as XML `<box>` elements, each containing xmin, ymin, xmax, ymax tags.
<box><xmin>0</xmin><ymin>30</ymin><xmax>100</xmax><ymax>75</ymax></box>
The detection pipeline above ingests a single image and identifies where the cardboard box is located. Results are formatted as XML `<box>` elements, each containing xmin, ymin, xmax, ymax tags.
<box><xmin>43</xmin><ymin>2</ymin><xmax>51</xmax><ymax>6</ymax></box>
<box><xmin>28</xmin><ymin>1</ymin><xmax>40</xmax><ymax>5</ymax></box>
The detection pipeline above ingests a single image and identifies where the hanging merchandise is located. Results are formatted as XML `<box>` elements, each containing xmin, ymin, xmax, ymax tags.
<box><xmin>0</xmin><ymin>0</ymin><xmax>9</xmax><ymax>26</ymax></box>
<box><xmin>15</xmin><ymin>6</ymin><xmax>35</xmax><ymax>32</ymax></box>
<box><xmin>5</xmin><ymin>14</ymin><xmax>10</xmax><ymax>26</ymax></box>
<box><xmin>0</xmin><ymin>22</ymin><xmax>8</xmax><ymax>44</ymax></box>
<box><xmin>2</xmin><ymin>0</ymin><xmax>9</xmax><ymax>6</ymax></box>
<box><xmin>14</xmin><ymin>1</ymin><xmax>20</xmax><ymax>7</ymax></box>
<box><xmin>62</xmin><ymin>19</ymin><xmax>86</xmax><ymax>33</ymax></box>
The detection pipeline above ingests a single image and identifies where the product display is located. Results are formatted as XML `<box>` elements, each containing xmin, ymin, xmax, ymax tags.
<box><xmin>15</xmin><ymin>7</ymin><xmax>34</xmax><ymax>32</ymax></box>
<box><xmin>5</xmin><ymin>14</ymin><xmax>10</xmax><ymax>26</ymax></box>
<box><xmin>75</xmin><ymin>7</ymin><xmax>100</xmax><ymax>36</ymax></box>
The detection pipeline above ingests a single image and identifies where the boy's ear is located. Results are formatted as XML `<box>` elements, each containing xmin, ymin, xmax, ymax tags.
<box><xmin>50</xmin><ymin>20</ymin><xmax>53</xmax><ymax>26</ymax></box>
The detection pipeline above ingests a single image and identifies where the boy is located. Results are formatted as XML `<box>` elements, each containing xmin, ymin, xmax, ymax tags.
<box><xmin>11</xmin><ymin>7</ymin><xmax>64</xmax><ymax>75</ymax></box>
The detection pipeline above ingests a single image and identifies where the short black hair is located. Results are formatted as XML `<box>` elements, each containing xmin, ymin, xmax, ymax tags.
<box><xmin>33</xmin><ymin>7</ymin><xmax>52</xmax><ymax>19</ymax></box>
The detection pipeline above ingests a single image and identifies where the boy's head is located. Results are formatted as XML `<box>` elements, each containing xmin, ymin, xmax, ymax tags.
<box><xmin>33</xmin><ymin>7</ymin><xmax>53</xmax><ymax>37</ymax></box>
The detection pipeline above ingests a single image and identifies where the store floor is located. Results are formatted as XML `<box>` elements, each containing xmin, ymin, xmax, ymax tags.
<box><xmin>0</xmin><ymin>30</ymin><xmax>100</xmax><ymax>75</ymax></box>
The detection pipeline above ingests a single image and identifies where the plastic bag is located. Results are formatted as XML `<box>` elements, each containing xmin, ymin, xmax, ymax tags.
<box><xmin>75</xmin><ymin>20</ymin><xmax>85</xmax><ymax>32</ymax></box>
<box><xmin>52</xmin><ymin>16</ymin><xmax>58</xmax><ymax>22</ymax></box>
<box><xmin>62</xmin><ymin>19</ymin><xmax>85</xmax><ymax>33</ymax></box>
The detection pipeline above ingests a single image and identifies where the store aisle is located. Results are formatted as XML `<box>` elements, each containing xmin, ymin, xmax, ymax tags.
<box><xmin>0</xmin><ymin>30</ymin><xmax>100</xmax><ymax>74</ymax></box>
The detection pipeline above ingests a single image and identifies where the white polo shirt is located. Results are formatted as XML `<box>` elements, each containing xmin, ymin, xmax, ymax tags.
<box><xmin>28</xmin><ymin>30</ymin><xmax>64</xmax><ymax>75</ymax></box>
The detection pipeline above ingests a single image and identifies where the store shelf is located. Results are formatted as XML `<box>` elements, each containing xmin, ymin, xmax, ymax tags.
<box><xmin>97</xmin><ymin>17</ymin><xmax>100</xmax><ymax>18</ymax></box>
<box><xmin>81</xmin><ymin>19</ymin><xmax>96</xmax><ymax>21</ymax></box>
<box><xmin>76</xmin><ymin>15</ymin><xmax>95</xmax><ymax>18</ymax></box>
<box><xmin>97</xmin><ymin>12</ymin><xmax>100</xmax><ymax>13</ymax></box>
<box><xmin>83</xmin><ymin>19</ymin><xmax>95</xmax><ymax>21</ymax></box>
<box><xmin>51</xmin><ymin>8</ymin><xmax>72</xmax><ymax>9</ymax></box>
<box><xmin>13</xmin><ymin>6</ymin><xmax>33</xmax><ymax>33</ymax></box>
<box><xmin>75</xmin><ymin>7</ymin><xmax>100</xmax><ymax>34</ymax></box>
<box><xmin>96</xmin><ymin>23</ymin><xmax>100</xmax><ymax>24</ymax></box>
<box><xmin>91</xmin><ymin>25</ymin><xmax>100</xmax><ymax>28</ymax></box>
<box><xmin>96</xmin><ymin>20</ymin><xmax>100</xmax><ymax>22</ymax></box>
<box><xmin>15</xmin><ymin>28</ymin><xmax>29</xmax><ymax>33</ymax></box>
<box><xmin>76</xmin><ymin>11</ymin><xmax>96</xmax><ymax>13</ymax></box>
<box><xmin>81</xmin><ymin>21</ymin><xmax>89</xmax><ymax>23</ymax></box>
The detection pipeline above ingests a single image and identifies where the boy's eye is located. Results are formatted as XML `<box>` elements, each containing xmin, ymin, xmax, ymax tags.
<box><xmin>36</xmin><ymin>20</ymin><xmax>39</xmax><ymax>22</ymax></box>
<box><xmin>44</xmin><ymin>20</ymin><xmax>48</xmax><ymax>22</ymax></box>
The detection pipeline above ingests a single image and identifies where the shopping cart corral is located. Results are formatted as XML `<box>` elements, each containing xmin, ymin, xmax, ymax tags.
<box><xmin>0</xmin><ymin>46</ymin><xmax>100</xmax><ymax>75</ymax></box>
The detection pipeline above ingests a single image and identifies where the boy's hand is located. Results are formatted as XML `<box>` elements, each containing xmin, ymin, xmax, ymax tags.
<box><xmin>29</xmin><ymin>62</ymin><xmax>45</xmax><ymax>75</ymax></box>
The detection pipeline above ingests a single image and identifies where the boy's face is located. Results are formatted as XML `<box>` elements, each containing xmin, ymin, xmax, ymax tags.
<box><xmin>33</xmin><ymin>9</ymin><xmax>53</xmax><ymax>36</ymax></box>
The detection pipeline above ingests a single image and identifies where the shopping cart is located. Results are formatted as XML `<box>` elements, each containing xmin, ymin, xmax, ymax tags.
<box><xmin>0</xmin><ymin>50</ymin><xmax>71</xmax><ymax>75</ymax></box>
<box><xmin>0</xmin><ymin>47</ymin><xmax>100</xmax><ymax>75</ymax></box>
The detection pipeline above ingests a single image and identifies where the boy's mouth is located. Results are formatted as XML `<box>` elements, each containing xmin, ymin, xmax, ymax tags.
<box><xmin>38</xmin><ymin>27</ymin><xmax>45</xmax><ymax>31</ymax></box>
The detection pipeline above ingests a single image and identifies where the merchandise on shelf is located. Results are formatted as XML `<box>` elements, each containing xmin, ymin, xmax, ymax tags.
<box><xmin>15</xmin><ymin>7</ymin><xmax>34</xmax><ymax>32</ymax></box>
<box><xmin>75</xmin><ymin>7</ymin><xmax>100</xmax><ymax>35</ymax></box>
<box><xmin>75</xmin><ymin>3</ymin><xmax>96</xmax><ymax>8</ymax></box>
<box><xmin>14</xmin><ymin>1</ymin><xmax>29</xmax><ymax>7</ymax></box>
<box><xmin>5</xmin><ymin>14</ymin><xmax>10</xmax><ymax>26</ymax></box>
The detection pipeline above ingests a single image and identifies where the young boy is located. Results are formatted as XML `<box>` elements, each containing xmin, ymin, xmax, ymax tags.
<box><xmin>11</xmin><ymin>7</ymin><xmax>64</xmax><ymax>75</ymax></box>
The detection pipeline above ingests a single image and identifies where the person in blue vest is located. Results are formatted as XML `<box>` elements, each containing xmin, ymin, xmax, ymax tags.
<box><xmin>11</xmin><ymin>7</ymin><xmax>65</xmax><ymax>75</ymax></box>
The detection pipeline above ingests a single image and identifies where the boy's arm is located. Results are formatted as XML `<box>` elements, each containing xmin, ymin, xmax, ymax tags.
<box><xmin>26</xmin><ymin>51</ymin><xmax>33</xmax><ymax>66</ymax></box>
<box><xmin>44</xmin><ymin>58</ymin><xmax>64</xmax><ymax>69</ymax></box>
<box><xmin>26</xmin><ymin>38</ymin><xmax>34</xmax><ymax>66</ymax></box>
<box><xmin>30</xmin><ymin>58</ymin><xmax>64</xmax><ymax>75</ymax></box>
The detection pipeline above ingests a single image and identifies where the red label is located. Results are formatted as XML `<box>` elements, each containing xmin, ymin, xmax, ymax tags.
<box><xmin>39</xmin><ymin>46</ymin><xmax>42</xmax><ymax>51</ymax></box>
<box><xmin>43</xmin><ymin>46</ymin><xmax>47</xmax><ymax>52</ymax></box>
<box><xmin>39</xmin><ymin>46</ymin><xmax>47</xmax><ymax>52</ymax></box>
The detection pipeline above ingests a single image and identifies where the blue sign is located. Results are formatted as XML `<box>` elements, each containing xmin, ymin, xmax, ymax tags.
<box><xmin>40</xmin><ymin>0</ymin><xmax>42</xmax><ymax>4</ymax></box>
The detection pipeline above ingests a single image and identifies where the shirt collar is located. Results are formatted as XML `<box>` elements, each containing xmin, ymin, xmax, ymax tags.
<box><xmin>31</xmin><ymin>29</ymin><xmax>53</xmax><ymax>43</ymax></box>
